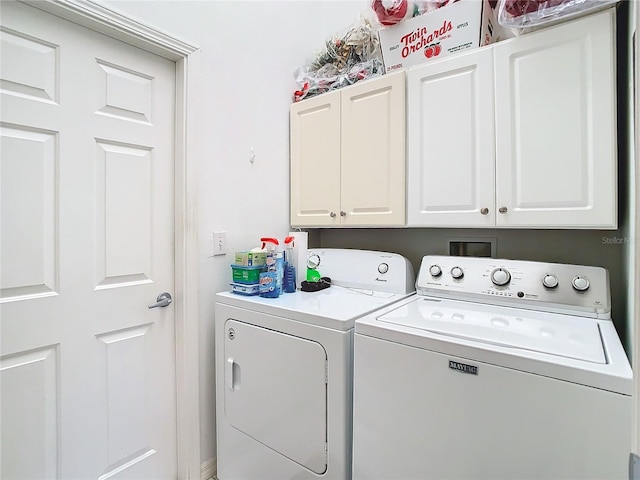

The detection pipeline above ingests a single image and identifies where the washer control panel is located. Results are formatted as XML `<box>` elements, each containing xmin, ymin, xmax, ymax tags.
<box><xmin>416</xmin><ymin>255</ymin><xmax>610</xmax><ymax>318</ymax></box>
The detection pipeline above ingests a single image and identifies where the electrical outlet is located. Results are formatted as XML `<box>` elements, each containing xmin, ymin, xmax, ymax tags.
<box><xmin>213</xmin><ymin>231</ymin><xmax>227</xmax><ymax>256</ymax></box>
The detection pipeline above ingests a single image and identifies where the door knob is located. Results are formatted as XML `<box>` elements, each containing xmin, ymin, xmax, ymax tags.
<box><xmin>498</xmin><ymin>207</ymin><xmax>508</xmax><ymax>214</ymax></box>
<box><xmin>480</xmin><ymin>207</ymin><xmax>489</xmax><ymax>215</ymax></box>
<box><xmin>330</xmin><ymin>212</ymin><xmax>336</xmax><ymax>218</ymax></box>
<box><xmin>148</xmin><ymin>292</ymin><xmax>172</xmax><ymax>309</ymax></box>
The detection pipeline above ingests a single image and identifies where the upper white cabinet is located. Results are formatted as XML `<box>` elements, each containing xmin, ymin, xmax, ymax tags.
<box><xmin>407</xmin><ymin>47</ymin><xmax>496</xmax><ymax>227</ymax></box>
<box><xmin>290</xmin><ymin>71</ymin><xmax>406</xmax><ymax>227</ymax></box>
<box><xmin>290</xmin><ymin>90</ymin><xmax>341</xmax><ymax>227</ymax></box>
<box><xmin>494</xmin><ymin>9</ymin><xmax>617</xmax><ymax>228</ymax></box>
<box><xmin>407</xmin><ymin>8</ymin><xmax>617</xmax><ymax>229</ymax></box>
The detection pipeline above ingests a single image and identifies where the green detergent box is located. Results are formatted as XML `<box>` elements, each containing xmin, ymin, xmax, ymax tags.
<box><xmin>231</xmin><ymin>264</ymin><xmax>265</xmax><ymax>284</ymax></box>
<box><xmin>234</xmin><ymin>251</ymin><xmax>267</xmax><ymax>267</ymax></box>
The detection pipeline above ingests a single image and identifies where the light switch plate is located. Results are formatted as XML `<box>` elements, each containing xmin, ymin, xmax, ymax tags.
<box><xmin>213</xmin><ymin>231</ymin><xmax>227</xmax><ymax>256</ymax></box>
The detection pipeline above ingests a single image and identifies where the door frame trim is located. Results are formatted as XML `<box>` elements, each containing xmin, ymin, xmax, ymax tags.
<box><xmin>19</xmin><ymin>1</ymin><xmax>202</xmax><ymax>478</ymax></box>
<box><xmin>21</xmin><ymin>0</ymin><xmax>196</xmax><ymax>59</ymax></box>
<box><xmin>633</xmin><ymin>0</ymin><xmax>639</xmax><ymax>457</ymax></box>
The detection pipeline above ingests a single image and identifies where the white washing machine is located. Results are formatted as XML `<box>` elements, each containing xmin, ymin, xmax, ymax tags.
<box><xmin>215</xmin><ymin>248</ymin><xmax>415</xmax><ymax>480</ymax></box>
<box><xmin>353</xmin><ymin>255</ymin><xmax>632</xmax><ymax>480</ymax></box>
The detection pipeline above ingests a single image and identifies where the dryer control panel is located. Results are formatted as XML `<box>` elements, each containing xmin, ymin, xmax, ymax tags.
<box><xmin>307</xmin><ymin>249</ymin><xmax>415</xmax><ymax>295</ymax></box>
<box><xmin>416</xmin><ymin>256</ymin><xmax>610</xmax><ymax>318</ymax></box>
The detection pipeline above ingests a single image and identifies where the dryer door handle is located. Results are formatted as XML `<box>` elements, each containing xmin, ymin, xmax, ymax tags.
<box><xmin>226</xmin><ymin>357</ymin><xmax>235</xmax><ymax>390</ymax></box>
<box><xmin>226</xmin><ymin>357</ymin><xmax>241</xmax><ymax>390</ymax></box>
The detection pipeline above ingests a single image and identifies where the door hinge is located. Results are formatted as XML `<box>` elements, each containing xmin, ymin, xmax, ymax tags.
<box><xmin>325</xmin><ymin>442</ymin><xmax>328</xmax><ymax>462</ymax></box>
<box><xmin>325</xmin><ymin>361</ymin><xmax>328</xmax><ymax>384</ymax></box>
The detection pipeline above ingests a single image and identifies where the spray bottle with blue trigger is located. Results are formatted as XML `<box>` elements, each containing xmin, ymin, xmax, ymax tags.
<box><xmin>283</xmin><ymin>236</ymin><xmax>296</xmax><ymax>293</ymax></box>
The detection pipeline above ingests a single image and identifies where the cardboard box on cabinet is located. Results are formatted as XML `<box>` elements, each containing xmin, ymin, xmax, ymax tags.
<box><xmin>378</xmin><ymin>0</ymin><xmax>502</xmax><ymax>72</ymax></box>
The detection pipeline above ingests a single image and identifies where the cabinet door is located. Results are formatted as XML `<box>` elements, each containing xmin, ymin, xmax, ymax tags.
<box><xmin>494</xmin><ymin>9</ymin><xmax>617</xmax><ymax>228</ymax></box>
<box><xmin>406</xmin><ymin>48</ymin><xmax>496</xmax><ymax>227</ymax></box>
<box><xmin>290</xmin><ymin>91</ymin><xmax>341</xmax><ymax>227</ymax></box>
<box><xmin>340</xmin><ymin>71</ymin><xmax>406</xmax><ymax>226</ymax></box>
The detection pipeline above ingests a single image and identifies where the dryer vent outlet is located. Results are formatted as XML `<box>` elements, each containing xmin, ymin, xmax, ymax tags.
<box><xmin>448</xmin><ymin>239</ymin><xmax>495</xmax><ymax>258</ymax></box>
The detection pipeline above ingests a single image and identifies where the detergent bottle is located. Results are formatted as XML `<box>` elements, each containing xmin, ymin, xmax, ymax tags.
<box><xmin>283</xmin><ymin>236</ymin><xmax>296</xmax><ymax>293</ymax></box>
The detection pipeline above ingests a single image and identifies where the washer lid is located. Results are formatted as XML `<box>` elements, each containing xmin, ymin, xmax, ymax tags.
<box><xmin>378</xmin><ymin>297</ymin><xmax>606</xmax><ymax>364</ymax></box>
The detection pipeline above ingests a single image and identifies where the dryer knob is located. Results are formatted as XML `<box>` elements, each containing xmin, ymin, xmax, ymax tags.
<box><xmin>429</xmin><ymin>265</ymin><xmax>442</xmax><ymax>277</ymax></box>
<box><xmin>542</xmin><ymin>274</ymin><xmax>558</xmax><ymax>289</ymax></box>
<box><xmin>378</xmin><ymin>263</ymin><xmax>389</xmax><ymax>274</ymax></box>
<box><xmin>307</xmin><ymin>254</ymin><xmax>321</xmax><ymax>269</ymax></box>
<box><xmin>572</xmin><ymin>276</ymin><xmax>590</xmax><ymax>292</ymax></box>
<box><xmin>450</xmin><ymin>267</ymin><xmax>464</xmax><ymax>279</ymax></box>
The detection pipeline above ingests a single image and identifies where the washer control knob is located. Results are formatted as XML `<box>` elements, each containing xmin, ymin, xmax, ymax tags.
<box><xmin>429</xmin><ymin>265</ymin><xmax>442</xmax><ymax>277</ymax></box>
<box><xmin>572</xmin><ymin>276</ymin><xmax>590</xmax><ymax>292</ymax></box>
<box><xmin>490</xmin><ymin>268</ymin><xmax>511</xmax><ymax>286</ymax></box>
<box><xmin>450</xmin><ymin>266</ymin><xmax>464</xmax><ymax>279</ymax></box>
<box><xmin>378</xmin><ymin>263</ymin><xmax>389</xmax><ymax>274</ymax></box>
<box><xmin>542</xmin><ymin>274</ymin><xmax>559</xmax><ymax>289</ymax></box>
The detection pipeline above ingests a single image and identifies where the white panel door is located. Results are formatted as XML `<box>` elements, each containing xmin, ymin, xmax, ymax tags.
<box><xmin>341</xmin><ymin>71</ymin><xmax>405</xmax><ymax>226</ymax></box>
<box><xmin>494</xmin><ymin>8</ymin><xmax>617</xmax><ymax>228</ymax></box>
<box><xmin>223</xmin><ymin>319</ymin><xmax>327</xmax><ymax>474</ymax></box>
<box><xmin>0</xmin><ymin>2</ymin><xmax>177</xmax><ymax>479</ymax></box>
<box><xmin>407</xmin><ymin>48</ymin><xmax>495</xmax><ymax>227</ymax></box>
<box><xmin>290</xmin><ymin>90</ymin><xmax>341</xmax><ymax>227</ymax></box>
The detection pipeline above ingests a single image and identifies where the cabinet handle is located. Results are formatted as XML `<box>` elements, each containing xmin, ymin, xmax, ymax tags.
<box><xmin>330</xmin><ymin>212</ymin><xmax>336</xmax><ymax>218</ymax></box>
<box><xmin>340</xmin><ymin>211</ymin><xmax>346</xmax><ymax>217</ymax></box>
<box><xmin>480</xmin><ymin>208</ymin><xmax>489</xmax><ymax>215</ymax></box>
<box><xmin>498</xmin><ymin>207</ymin><xmax>508</xmax><ymax>214</ymax></box>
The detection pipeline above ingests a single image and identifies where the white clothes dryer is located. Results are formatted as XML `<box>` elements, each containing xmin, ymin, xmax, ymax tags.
<box><xmin>215</xmin><ymin>248</ymin><xmax>414</xmax><ymax>480</ymax></box>
<box><xmin>352</xmin><ymin>255</ymin><xmax>632</xmax><ymax>480</ymax></box>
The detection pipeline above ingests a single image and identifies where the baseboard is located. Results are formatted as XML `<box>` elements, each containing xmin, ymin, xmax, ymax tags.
<box><xmin>200</xmin><ymin>457</ymin><xmax>216</xmax><ymax>480</ymax></box>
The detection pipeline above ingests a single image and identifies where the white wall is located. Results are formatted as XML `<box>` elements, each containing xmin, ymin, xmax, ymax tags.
<box><xmin>99</xmin><ymin>0</ymin><xmax>370</xmax><ymax>469</ymax></box>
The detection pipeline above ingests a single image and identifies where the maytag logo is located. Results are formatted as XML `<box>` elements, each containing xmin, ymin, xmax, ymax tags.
<box><xmin>449</xmin><ymin>360</ymin><xmax>478</xmax><ymax>375</ymax></box>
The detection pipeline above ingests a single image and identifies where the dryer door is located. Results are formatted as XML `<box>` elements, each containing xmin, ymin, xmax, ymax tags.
<box><xmin>223</xmin><ymin>319</ymin><xmax>328</xmax><ymax>474</ymax></box>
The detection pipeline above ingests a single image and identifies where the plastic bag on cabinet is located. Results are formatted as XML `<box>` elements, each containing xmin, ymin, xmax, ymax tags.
<box><xmin>370</xmin><ymin>0</ymin><xmax>462</xmax><ymax>27</ymax></box>
<box><xmin>292</xmin><ymin>14</ymin><xmax>384</xmax><ymax>102</ymax></box>
<box><xmin>496</xmin><ymin>0</ymin><xmax>618</xmax><ymax>29</ymax></box>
